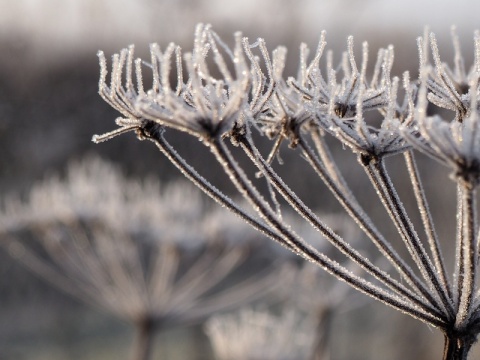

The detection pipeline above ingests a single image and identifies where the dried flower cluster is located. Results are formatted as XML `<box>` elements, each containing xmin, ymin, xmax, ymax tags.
<box><xmin>94</xmin><ymin>24</ymin><xmax>480</xmax><ymax>359</ymax></box>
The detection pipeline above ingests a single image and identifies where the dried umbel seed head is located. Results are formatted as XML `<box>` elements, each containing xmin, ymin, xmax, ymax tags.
<box><xmin>94</xmin><ymin>25</ymin><xmax>480</xmax><ymax>359</ymax></box>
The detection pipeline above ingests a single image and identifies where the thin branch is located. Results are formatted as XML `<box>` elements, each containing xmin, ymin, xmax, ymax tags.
<box><xmin>206</xmin><ymin>135</ymin><xmax>446</xmax><ymax>327</ymax></box>
<box><xmin>404</xmin><ymin>150</ymin><xmax>453</xmax><ymax>299</ymax></box>
<box><xmin>309</xmin><ymin>128</ymin><xmax>354</xmax><ymax>197</ymax></box>
<box><xmin>455</xmin><ymin>183</ymin><xmax>465</xmax><ymax>311</ymax></box>
<box><xmin>140</xmin><ymin>123</ymin><xmax>292</xmax><ymax>252</ymax></box>
<box><xmin>237</xmin><ymin>130</ymin><xmax>444</xmax><ymax>317</ymax></box>
<box><xmin>299</xmin><ymin>134</ymin><xmax>444</xmax><ymax>310</ymax></box>
<box><xmin>455</xmin><ymin>185</ymin><xmax>477</xmax><ymax>328</ymax></box>
<box><xmin>365</xmin><ymin>159</ymin><xmax>455</xmax><ymax>318</ymax></box>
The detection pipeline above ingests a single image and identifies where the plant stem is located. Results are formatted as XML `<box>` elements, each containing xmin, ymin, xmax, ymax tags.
<box><xmin>404</xmin><ymin>150</ymin><xmax>452</xmax><ymax>300</ymax></box>
<box><xmin>141</xmin><ymin>122</ymin><xmax>287</xmax><ymax>249</ymax></box>
<box><xmin>239</xmin><ymin>132</ymin><xmax>442</xmax><ymax>317</ymax></box>
<box><xmin>131</xmin><ymin>318</ymin><xmax>156</xmax><ymax>360</ymax></box>
<box><xmin>311</xmin><ymin>307</ymin><xmax>334</xmax><ymax>360</ymax></box>
<box><xmin>442</xmin><ymin>332</ymin><xmax>475</xmax><ymax>360</ymax></box>
<box><xmin>455</xmin><ymin>184</ymin><xmax>477</xmax><ymax>328</ymax></box>
<box><xmin>299</xmin><ymin>134</ymin><xmax>437</xmax><ymax>305</ymax></box>
<box><xmin>363</xmin><ymin>158</ymin><xmax>454</xmax><ymax>318</ymax></box>
<box><xmin>208</xmin><ymin>136</ymin><xmax>445</xmax><ymax>327</ymax></box>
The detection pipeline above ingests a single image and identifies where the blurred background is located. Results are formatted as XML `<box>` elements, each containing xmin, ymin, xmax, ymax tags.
<box><xmin>1</xmin><ymin>0</ymin><xmax>480</xmax><ymax>359</ymax></box>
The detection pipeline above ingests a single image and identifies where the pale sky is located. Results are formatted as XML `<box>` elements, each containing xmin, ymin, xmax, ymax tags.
<box><xmin>0</xmin><ymin>0</ymin><xmax>478</xmax><ymax>63</ymax></box>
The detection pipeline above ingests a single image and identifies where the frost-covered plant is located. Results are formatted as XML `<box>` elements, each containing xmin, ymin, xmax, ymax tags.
<box><xmin>94</xmin><ymin>24</ymin><xmax>480</xmax><ymax>359</ymax></box>
<box><xmin>205</xmin><ymin>307</ymin><xmax>316</xmax><ymax>360</ymax></box>
<box><xmin>0</xmin><ymin>157</ymin><xmax>284</xmax><ymax>360</ymax></box>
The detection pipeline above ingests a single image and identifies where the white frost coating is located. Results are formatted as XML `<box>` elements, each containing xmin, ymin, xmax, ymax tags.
<box><xmin>206</xmin><ymin>308</ymin><xmax>316</xmax><ymax>360</ymax></box>
<box><xmin>92</xmin><ymin>25</ymin><xmax>480</xmax><ymax>354</ymax></box>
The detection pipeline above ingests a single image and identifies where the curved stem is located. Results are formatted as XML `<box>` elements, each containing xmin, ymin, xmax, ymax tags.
<box><xmin>140</xmin><ymin>122</ymin><xmax>290</xmax><ymax>251</ymax></box>
<box><xmin>208</xmin><ymin>135</ymin><xmax>445</xmax><ymax>327</ymax></box>
<box><xmin>364</xmin><ymin>158</ymin><xmax>455</xmax><ymax>318</ymax></box>
<box><xmin>309</xmin><ymin>127</ymin><xmax>352</xmax><ymax>195</ymax></box>
<box><xmin>238</xmin><ymin>132</ymin><xmax>443</xmax><ymax>318</ymax></box>
<box><xmin>404</xmin><ymin>151</ymin><xmax>453</xmax><ymax>300</ymax></box>
<box><xmin>299</xmin><ymin>134</ymin><xmax>439</xmax><ymax>307</ymax></box>
<box><xmin>138</xmin><ymin>122</ymin><xmax>446</xmax><ymax>326</ymax></box>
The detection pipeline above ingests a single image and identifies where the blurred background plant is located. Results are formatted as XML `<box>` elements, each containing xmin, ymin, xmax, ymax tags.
<box><xmin>280</xmin><ymin>214</ymin><xmax>367</xmax><ymax>360</ymax></box>
<box><xmin>0</xmin><ymin>156</ymin><xmax>288</xmax><ymax>359</ymax></box>
<box><xmin>0</xmin><ymin>156</ymin><xmax>374</xmax><ymax>360</ymax></box>
<box><xmin>205</xmin><ymin>264</ymin><xmax>368</xmax><ymax>360</ymax></box>
<box><xmin>205</xmin><ymin>306</ymin><xmax>317</xmax><ymax>360</ymax></box>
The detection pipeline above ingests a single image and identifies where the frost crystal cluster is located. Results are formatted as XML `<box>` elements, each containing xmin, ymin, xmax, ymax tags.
<box><xmin>94</xmin><ymin>24</ymin><xmax>480</xmax><ymax>360</ymax></box>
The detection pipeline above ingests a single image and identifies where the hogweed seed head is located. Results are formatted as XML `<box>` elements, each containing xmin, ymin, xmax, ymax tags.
<box><xmin>94</xmin><ymin>25</ymin><xmax>480</xmax><ymax>358</ymax></box>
